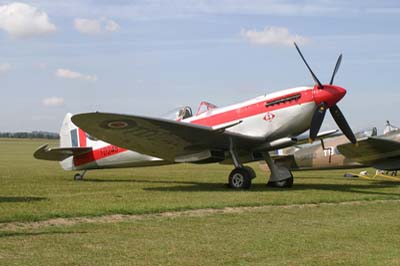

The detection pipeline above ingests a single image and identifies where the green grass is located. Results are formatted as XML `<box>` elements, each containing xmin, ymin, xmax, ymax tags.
<box><xmin>1</xmin><ymin>202</ymin><xmax>400</xmax><ymax>266</ymax></box>
<box><xmin>1</xmin><ymin>139</ymin><xmax>400</xmax><ymax>223</ymax></box>
<box><xmin>1</xmin><ymin>138</ymin><xmax>400</xmax><ymax>265</ymax></box>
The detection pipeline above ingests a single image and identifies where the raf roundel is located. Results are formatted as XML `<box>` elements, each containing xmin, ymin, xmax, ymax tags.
<box><xmin>107</xmin><ymin>121</ymin><xmax>129</xmax><ymax>129</ymax></box>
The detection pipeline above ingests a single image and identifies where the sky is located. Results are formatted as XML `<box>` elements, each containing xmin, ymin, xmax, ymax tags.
<box><xmin>1</xmin><ymin>0</ymin><xmax>400</xmax><ymax>133</ymax></box>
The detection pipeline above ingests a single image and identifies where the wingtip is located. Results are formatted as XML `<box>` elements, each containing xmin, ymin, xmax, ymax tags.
<box><xmin>71</xmin><ymin>113</ymin><xmax>91</xmax><ymax>125</ymax></box>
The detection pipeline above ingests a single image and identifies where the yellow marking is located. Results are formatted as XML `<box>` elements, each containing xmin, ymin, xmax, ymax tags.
<box><xmin>376</xmin><ymin>174</ymin><xmax>400</xmax><ymax>182</ymax></box>
<box><xmin>347</xmin><ymin>172</ymin><xmax>400</xmax><ymax>182</ymax></box>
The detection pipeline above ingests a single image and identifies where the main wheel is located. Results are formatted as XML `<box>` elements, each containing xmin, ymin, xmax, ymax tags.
<box><xmin>74</xmin><ymin>173</ymin><xmax>83</xmax><ymax>181</ymax></box>
<box><xmin>243</xmin><ymin>166</ymin><xmax>256</xmax><ymax>179</ymax></box>
<box><xmin>229</xmin><ymin>168</ymin><xmax>252</xmax><ymax>189</ymax></box>
<box><xmin>267</xmin><ymin>175</ymin><xmax>293</xmax><ymax>188</ymax></box>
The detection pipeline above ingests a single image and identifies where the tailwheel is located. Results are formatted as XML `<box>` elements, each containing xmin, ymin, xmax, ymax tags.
<box><xmin>73</xmin><ymin>170</ymin><xmax>87</xmax><ymax>181</ymax></box>
<box><xmin>267</xmin><ymin>173</ymin><xmax>294</xmax><ymax>188</ymax></box>
<box><xmin>228</xmin><ymin>167</ymin><xmax>252</xmax><ymax>189</ymax></box>
<box><xmin>74</xmin><ymin>173</ymin><xmax>83</xmax><ymax>181</ymax></box>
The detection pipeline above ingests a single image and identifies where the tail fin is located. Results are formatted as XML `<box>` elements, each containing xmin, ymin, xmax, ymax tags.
<box><xmin>59</xmin><ymin>113</ymin><xmax>98</xmax><ymax>170</ymax></box>
<box><xmin>60</xmin><ymin>113</ymin><xmax>92</xmax><ymax>148</ymax></box>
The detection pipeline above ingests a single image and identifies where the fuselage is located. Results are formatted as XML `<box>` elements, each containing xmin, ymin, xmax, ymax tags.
<box><xmin>66</xmin><ymin>84</ymin><xmax>347</xmax><ymax>171</ymax></box>
<box><xmin>288</xmin><ymin>135</ymin><xmax>363</xmax><ymax>170</ymax></box>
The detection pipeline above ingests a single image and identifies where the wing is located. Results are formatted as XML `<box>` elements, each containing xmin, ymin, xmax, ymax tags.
<box><xmin>71</xmin><ymin>112</ymin><xmax>263</xmax><ymax>161</ymax></box>
<box><xmin>294</xmin><ymin>129</ymin><xmax>340</xmax><ymax>145</ymax></box>
<box><xmin>34</xmin><ymin>144</ymin><xmax>92</xmax><ymax>161</ymax></box>
<box><xmin>337</xmin><ymin>137</ymin><xmax>400</xmax><ymax>164</ymax></box>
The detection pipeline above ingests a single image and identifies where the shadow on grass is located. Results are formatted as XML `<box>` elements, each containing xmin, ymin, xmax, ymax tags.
<box><xmin>0</xmin><ymin>231</ymin><xmax>87</xmax><ymax>238</ymax></box>
<box><xmin>0</xmin><ymin>197</ymin><xmax>47</xmax><ymax>203</ymax></box>
<box><xmin>82</xmin><ymin>178</ymin><xmax>194</xmax><ymax>184</ymax></box>
<box><xmin>83</xmin><ymin>177</ymin><xmax>400</xmax><ymax>196</ymax></box>
<box><xmin>142</xmin><ymin>183</ymin><xmax>400</xmax><ymax>196</ymax></box>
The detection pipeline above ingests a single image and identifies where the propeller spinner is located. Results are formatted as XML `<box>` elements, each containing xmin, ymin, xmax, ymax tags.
<box><xmin>294</xmin><ymin>42</ymin><xmax>357</xmax><ymax>144</ymax></box>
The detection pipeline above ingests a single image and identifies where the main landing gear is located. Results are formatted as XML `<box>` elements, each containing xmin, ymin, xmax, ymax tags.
<box><xmin>228</xmin><ymin>166</ymin><xmax>256</xmax><ymax>189</ymax></box>
<box><xmin>228</xmin><ymin>139</ymin><xmax>256</xmax><ymax>189</ymax></box>
<box><xmin>73</xmin><ymin>170</ymin><xmax>87</xmax><ymax>181</ymax></box>
<box><xmin>228</xmin><ymin>138</ymin><xmax>293</xmax><ymax>189</ymax></box>
<box><xmin>264</xmin><ymin>153</ymin><xmax>293</xmax><ymax>188</ymax></box>
<box><xmin>266</xmin><ymin>173</ymin><xmax>293</xmax><ymax>188</ymax></box>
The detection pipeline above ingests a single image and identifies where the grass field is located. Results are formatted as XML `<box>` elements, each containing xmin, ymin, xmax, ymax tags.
<box><xmin>1</xmin><ymin>138</ymin><xmax>400</xmax><ymax>265</ymax></box>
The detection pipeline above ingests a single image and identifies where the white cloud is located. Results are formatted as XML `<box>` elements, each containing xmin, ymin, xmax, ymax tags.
<box><xmin>0</xmin><ymin>2</ymin><xmax>56</xmax><ymax>39</ymax></box>
<box><xmin>74</xmin><ymin>18</ymin><xmax>101</xmax><ymax>34</ymax></box>
<box><xmin>104</xmin><ymin>19</ymin><xmax>120</xmax><ymax>32</ymax></box>
<box><xmin>42</xmin><ymin>97</ymin><xmax>64</xmax><ymax>107</ymax></box>
<box><xmin>241</xmin><ymin>26</ymin><xmax>310</xmax><ymax>46</ymax></box>
<box><xmin>0</xmin><ymin>63</ymin><xmax>11</xmax><ymax>73</ymax></box>
<box><xmin>74</xmin><ymin>18</ymin><xmax>120</xmax><ymax>35</ymax></box>
<box><xmin>55</xmin><ymin>68</ymin><xmax>97</xmax><ymax>82</ymax></box>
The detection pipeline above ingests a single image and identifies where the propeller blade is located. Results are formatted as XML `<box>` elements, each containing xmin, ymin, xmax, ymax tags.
<box><xmin>294</xmin><ymin>42</ymin><xmax>323</xmax><ymax>89</ymax></box>
<box><xmin>329</xmin><ymin>105</ymin><xmax>357</xmax><ymax>144</ymax></box>
<box><xmin>309</xmin><ymin>103</ymin><xmax>327</xmax><ymax>142</ymax></box>
<box><xmin>329</xmin><ymin>54</ymin><xmax>342</xmax><ymax>85</ymax></box>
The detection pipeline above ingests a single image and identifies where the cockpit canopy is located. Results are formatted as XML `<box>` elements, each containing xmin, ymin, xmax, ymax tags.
<box><xmin>195</xmin><ymin>101</ymin><xmax>217</xmax><ymax>116</ymax></box>
<box><xmin>162</xmin><ymin>101</ymin><xmax>218</xmax><ymax>121</ymax></box>
<box><xmin>383</xmin><ymin>121</ymin><xmax>399</xmax><ymax>135</ymax></box>
<box><xmin>162</xmin><ymin>106</ymin><xmax>193</xmax><ymax>121</ymax></box>
<box><xmin>355</xmin><ymin>127</ymin><xmax>377</xmax><ymax>139</ymax></box>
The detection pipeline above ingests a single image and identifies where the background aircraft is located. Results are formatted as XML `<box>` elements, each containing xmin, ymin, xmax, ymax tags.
<box><xmin>262</xmin><ymin>121</ymin><xmax>400</xmax><ymax>173</ymax></box>
<box><xmin>35</xmin><ymin>43</ymin><xmax>356</xmax><ymax>189</ymax></box>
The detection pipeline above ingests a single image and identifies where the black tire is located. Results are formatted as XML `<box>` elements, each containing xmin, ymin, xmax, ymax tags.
<box><xmin>229</xmin><ymin>168</ymin><xmax>252</xmax><ymax>189</ymax></box>
<box><xmin>267</xmin><ymin>176</ymin><xmax>293</xmax><ymax>188</ymax></box>
<box><xmin>74</xmin><ymin>173</ymin><xmax>83</xmax><ymax>181</ymax></box>
<box><xmin>243</xmin><ymin>166</ymin><xmax>256</xmax><ymax>179</ymax></box>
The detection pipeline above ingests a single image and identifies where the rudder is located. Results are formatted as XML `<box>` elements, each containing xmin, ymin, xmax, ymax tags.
<box><xmin>59</xmin><ymin>113</ymin><xmax>89</xmax><ymax>148</ymax></box>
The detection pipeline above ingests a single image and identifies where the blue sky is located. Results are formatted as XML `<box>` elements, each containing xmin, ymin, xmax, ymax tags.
<box><xmin>1</xmin><ymin>0</ymin><xmax>400</xmax><ymax>133</ymax></box>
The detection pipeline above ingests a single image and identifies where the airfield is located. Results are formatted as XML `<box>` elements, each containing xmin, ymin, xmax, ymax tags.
<box><xmin>1</xmin><ymin>138</ymin><xmax>400</xmax><ymax>265</ymax></box>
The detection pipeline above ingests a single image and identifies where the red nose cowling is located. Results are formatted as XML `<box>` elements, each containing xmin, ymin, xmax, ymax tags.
<box><xmin>313</xmin><ymin>85</ymin><xmax>346</xmax><ymax>107</ymax></box>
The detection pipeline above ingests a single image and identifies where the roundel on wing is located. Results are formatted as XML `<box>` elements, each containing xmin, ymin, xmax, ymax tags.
<box><xmin>100</xmin><ymin>119</ymin><xmax>138</xmax><ymax>129</ymax></box>
<box><xmin>107</xmin><ymin>121</ymin><xmax>129</xmax><ymax>129</ymax></box>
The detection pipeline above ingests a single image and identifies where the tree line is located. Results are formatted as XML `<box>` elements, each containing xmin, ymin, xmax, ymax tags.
<box><xmin>0</xmin><ymin>131</ymin><xmax>59</xmax><ymax>139</ymax></box>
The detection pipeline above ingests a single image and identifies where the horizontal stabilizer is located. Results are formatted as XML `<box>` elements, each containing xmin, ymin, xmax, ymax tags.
<box><xmin>34</xmin><ymin>144</ymin><xmax>92</xmax><ymax>161</ymax></box>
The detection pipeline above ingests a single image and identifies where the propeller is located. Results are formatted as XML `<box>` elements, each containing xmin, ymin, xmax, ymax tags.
<box><xmin>294</xmin><ymin>42</ymin><xmax>357</xmax><ymax>144</ymax></box>
<box><xmin>294</xmin><ymin>42</ymin><xmax>322</xmax><ymax>89</ymax></box>
<box><xmin>309</xmin><ymin>103</ymin><xmax>327</xmax><ymax>141</ymax></box>
<box><xmin>329</xmin><ymin>54</ymin><xmax>342</xmax><ymax>85</ymax></box>
<box><xmin>329</xmin><ymin>105</ymin><xmax>357</xmax><ymax>144</ymax></box>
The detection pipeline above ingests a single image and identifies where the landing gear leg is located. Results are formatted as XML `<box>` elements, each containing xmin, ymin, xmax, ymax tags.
<box><xmin>73</xmin><ymin>170</ymin><xmax>87</xmax><ymax>181</ymax></box>
<box><xmin>264</xmin><ymin>153</ymin><xmax>293</xmax><ymax>188</ymax></box>
<box><xmin>227</xmin><ymin>138</ymin><xmax>256</xmax><ymax>189</ymax></box>
<box><xmin>267</xmin><ymin>172</ymin><xmax>293</xmax><ymax>188</ymax></box>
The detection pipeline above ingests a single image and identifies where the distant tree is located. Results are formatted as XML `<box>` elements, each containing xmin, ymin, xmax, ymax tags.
<box><xmin>0</xmin><ymin>131</ymin><xmax>59</xmax><ymax>139</ymax></box>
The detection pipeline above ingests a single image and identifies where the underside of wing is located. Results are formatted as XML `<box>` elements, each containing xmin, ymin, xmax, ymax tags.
<box><xmin>34</xmin><ymin>144</ymin><xmax>92</xmax><ymax>161</ymax></box>
<box><xmin>72</xmin><ymin>112</ymin><xmax>262</xmax><ymax>162</ymax></box>
<box><xmin>294</xmin><ymin>129</ymin><xmax>340</xmax><ymax>145</ymax></box>
<box><xmin>337</xmin><ymin>137</ymin><xmax>400</xmax><ymax>164</ymax></box>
